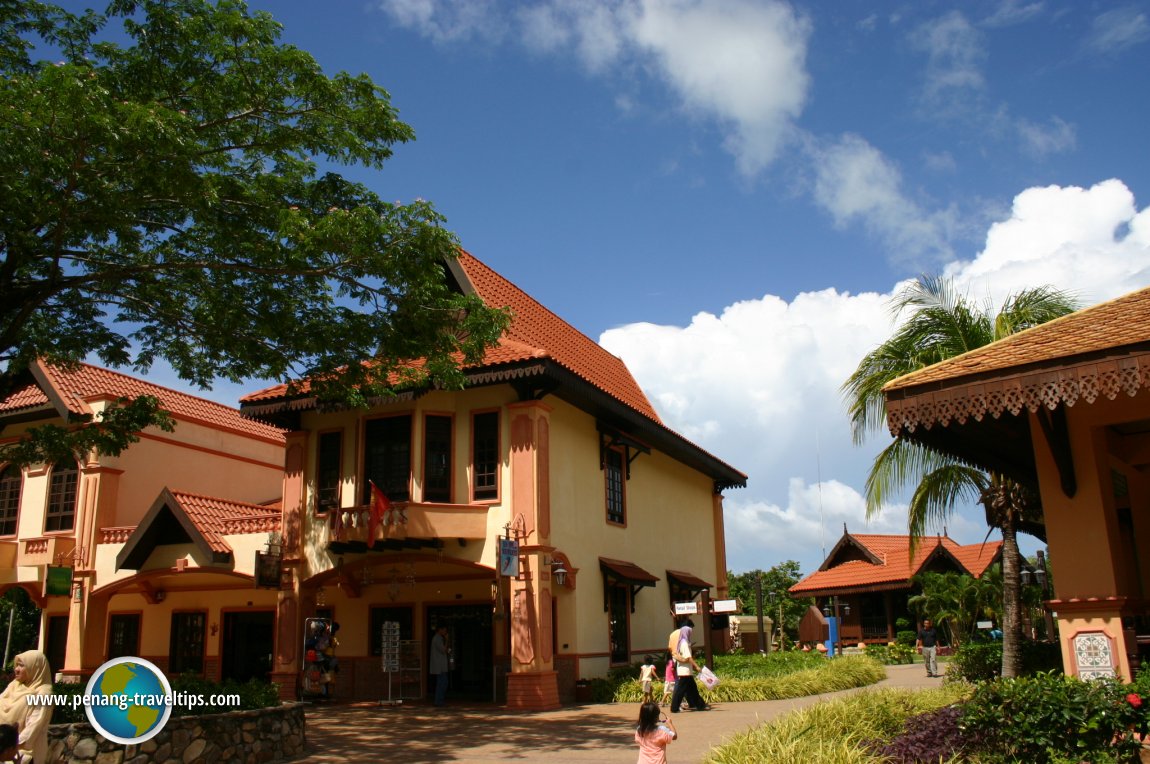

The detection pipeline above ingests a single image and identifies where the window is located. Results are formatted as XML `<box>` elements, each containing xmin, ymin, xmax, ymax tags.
<box><xmin>316</xmin><ymin>431</ymin><xmax>342</xmax><ymax>514</ymax></box>
<box><xmin>0</xmin><ymin>465</ymin><xmax>21</xmax><ymax>536</ymax></box>
<box><xmin>607</xmin><ymin>584</ymin><xmax>631</xmax><ymax>665</ymax></box>
<box><xmin>370</xmin><ymin>606</ymin><xmax>413</xmax><ymax>655</ymax></box>
<box><xmin>45</xmin><ymin>459</ymin><xmax>78</xmax><ymax>532</ymax></box>
<box><xmin>472</xmin><ymin>411</ymin><xmax>499</xmax><ymax>501</ymax></box>
<box><xmin>423</xmin><ymin>415</ymin><xmax>452</xmax><ymax>503</ymax></box>
<box><xmin>362</xmin><ymin>415</ymin><xmax>412</xmax><ymax>504</ymax></box>
<box><xmin>169</xmin><ymin>612</ymin><xmax>206</xmax><ymax>675</ymax></box>
<box><xmin>604</xmin><ymin>448</ymin><xmax>626</xmax><ymax>524</ymax></box>
<box><xmin>108</xmin><ymin>614</ymin><xmax>141</xmax><ymax>659</ymax></box>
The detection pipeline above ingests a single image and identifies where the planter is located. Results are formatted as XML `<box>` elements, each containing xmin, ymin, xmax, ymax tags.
<box><xmin>47</xmin><ymin>702</ymin><xmax>305</xmax><ymax>764</ymax></box>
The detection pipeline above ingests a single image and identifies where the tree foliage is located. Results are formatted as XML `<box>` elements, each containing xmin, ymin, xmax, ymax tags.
<box><xmin>727</xmin><ymin>561</ymin><xmax>812</xmax><ymax>642</ymax></box>
<box><xmin>1</xmin><ymin>0</ymin><xmax>509</xmax><ymax>463</ymax></box>
<box><xmin>842</xmin><ymin>275</ymin><xmax>1077</xmax><ymax>677</ymax></box>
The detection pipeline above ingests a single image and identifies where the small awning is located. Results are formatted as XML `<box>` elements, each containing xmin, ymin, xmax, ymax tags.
<box><xmin>600</xmin><ymin>557</ymin><xmax>659</xmax><ymax>613</ymax></box>
<box><xmin>666</xmin><ymin>569</ymin><xmax>712</xmax><ymax>606</ymax></box>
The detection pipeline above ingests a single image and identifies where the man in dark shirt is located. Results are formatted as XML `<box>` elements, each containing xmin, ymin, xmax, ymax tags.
<box><xmin>916</xmin><ymin>619</ymin><xmax>939</xmax><ymax>677</ymax></box>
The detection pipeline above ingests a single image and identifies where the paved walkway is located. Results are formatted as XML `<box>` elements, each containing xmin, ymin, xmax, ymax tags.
<box><xmin>288</xmin><ymin>664</ymin><xmax>942</xmax><ymax>763</ymax></box>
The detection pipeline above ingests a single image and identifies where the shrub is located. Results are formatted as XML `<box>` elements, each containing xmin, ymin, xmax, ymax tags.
<box><xmin>612</xmin><ymin>656</ymin><xmax>885</xmax><ymax>703</ymax></box>
<box><xmin>947</xmin><ymin>639</ymin><xmax>1061</xmax><ymax>682</ymax></box>
<box><xmin>704</xmin><ymin>684</ymin><xmax>969</xmax><ymax>764</ymax></box>
<box><xmin>866</xmin><ymin>704</ymin><xmax>974</xmax><ymax>763</ymax></box>
<box><xmin>959</xmin><ymin>671</ymin><xmax>1145</xmax><ymax>763</ymax></box>
<box><xmin>865</xmin><ymin>643</ymin><xmax>915</xmax><ymax>665</ymax></box>
<box><xmin>895</xmin><ymin>630</ymin><xmax>918</xmax><ymax>647</ymax></box>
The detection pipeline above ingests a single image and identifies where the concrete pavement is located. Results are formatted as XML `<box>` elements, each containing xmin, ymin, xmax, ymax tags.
<box><xmin>289</xmin><ymin>663</ymin><xmax>943</xmax><ymax>763</ymax></box>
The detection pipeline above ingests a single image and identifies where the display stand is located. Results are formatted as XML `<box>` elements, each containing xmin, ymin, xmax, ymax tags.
<box><xmin>301</xmin><ymin>617</ymin><xmax>332</xmax><ymax>699</ymax></box>
<box><xmin>379</xmin><ymin>621</ymin><xmax>402</xmax><ymax>706</ymax></box>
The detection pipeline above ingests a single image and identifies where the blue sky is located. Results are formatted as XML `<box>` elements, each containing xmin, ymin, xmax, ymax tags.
<box><xmin>64</xmin><ymin>0</ymin><xmax>1150</xmax><ymax>575</ymax></box>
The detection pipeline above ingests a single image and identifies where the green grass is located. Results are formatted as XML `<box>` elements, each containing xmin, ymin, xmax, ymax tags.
<box><xmin>703</xmin><ymin>683</ymin><xmax>971</xmax><ymax>764</ymax></box>
<box><xmin>612</xmin><ymin>655</ymin><xmax>886</xmax><ymax>703</ymax></box>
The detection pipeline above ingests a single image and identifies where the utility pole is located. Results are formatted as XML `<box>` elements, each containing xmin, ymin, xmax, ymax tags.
<box><xmin>755</xmin><ymin>574</ymin><xmax>767</xmax><ymax>654</ymax></box>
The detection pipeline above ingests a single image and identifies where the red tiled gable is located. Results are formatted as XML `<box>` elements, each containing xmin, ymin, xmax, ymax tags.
<box><xmin>241</xmin><ymin>251</ymin><xmax>661</xmax><ymax>423</ymax></box>
<box><xmin>168</xmin><ymin>490</ymin><xmax>282</xmax><ymax>555</ymax></box>
<box><xmin>885</xmin><ymin>284</ymin><xmax>1150</xmax><ymax>393</ymax></box>
<box><xmin>790</xmin><ymin>533</ymin><xmax>1002</xmax><ymax>594</ymax></box>
<box><xmin>458</xmin><ymin>251</ymin><xmax>661</xmax><ymax>422</ymax></box>
<box><xmin>0</xmin><ymin>361</ymin><xmax>284</xmax><ymax>443</ymax></box>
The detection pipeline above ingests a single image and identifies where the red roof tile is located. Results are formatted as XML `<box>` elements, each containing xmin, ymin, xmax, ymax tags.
<box><xmin>790</xmin><ymin>533</ymin><xmax>1002</xmax><ymax>594</ymax></box>
<box><xmin>0</xmin><ymin>361</ymin><xmax>284</xmax><ymax>443</ymax></box>
<box><xmin>240</xmin><ymin>250</ymin><xmax>661</xmax><ymax>422</ymax></box>
<box><xmin>885</xmin><ymin>285</ymin><xmax>1150</xmax><ymax>392</ymax></box>
<box><xmin>168</xmin><ymin>490</ymin><xmax>282</xmax><ymax>555</ymax></box>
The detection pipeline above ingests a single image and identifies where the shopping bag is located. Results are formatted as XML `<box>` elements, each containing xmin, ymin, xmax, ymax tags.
<box><xmin>699</xmin><ymin>666</ymin><xmax>720</xmax><ymax>690</ymax></box>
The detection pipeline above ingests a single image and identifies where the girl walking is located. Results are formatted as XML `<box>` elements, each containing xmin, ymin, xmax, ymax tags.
<box><xmin>635</xmin><ymin>701</ymin><xmax>677</xmax><ymax>764</ymax></box>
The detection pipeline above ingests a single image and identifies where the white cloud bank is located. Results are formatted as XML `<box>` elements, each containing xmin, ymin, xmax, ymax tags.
<box><xmin>601</xmin><ymin>179</ymin><xmax>1150</xmax><ymax>573</ymax></box>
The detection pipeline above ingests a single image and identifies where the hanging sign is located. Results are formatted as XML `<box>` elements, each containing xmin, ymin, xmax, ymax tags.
<box><xmin>499</xmin><ymin>538</ymin><xmax>519</xmax><ymax>577</ymax></box>
<box><xmin>674</xmin><ymin>601</ymin><xmax>699</xmax><ymax>615</ymax></box>
<box><xmin>45</xmin><ymin>565</ymin><xmax>73</xmax><ymax>597</ymax></box>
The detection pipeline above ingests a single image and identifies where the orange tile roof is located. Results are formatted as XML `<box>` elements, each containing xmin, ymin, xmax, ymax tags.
<box><xmin>885</xmin><ymin>284</ymin><xmax>1150</xmax><ymax>392</ymax></box>
<box><xmin>168</xmin><ymin>490</ymin><xmax>282</xmax><ymax>554</ymax></box>
<box><xmin>240</xmin><ymin>250</ymin><xmax>661</xmax><ymax>422</ymax></box>
<box><xmin>790</xmin><ymin>533</ymin><xmax>1002</xmax><ymax>594</ymax></box>
<box><xmin>0</xmin><ymin>360</ymin><xmax>284</xmax><ymax>443</ymax></box>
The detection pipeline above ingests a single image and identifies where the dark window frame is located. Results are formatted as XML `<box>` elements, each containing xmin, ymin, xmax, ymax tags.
<box><xmin>45</xmin><ymin>459</ymin><xmax>78</xmax><ymax>533</ymax></box>
<box><xmin>169</xmin><ymin>611</ymin><xmax>207</xmax><ymax>675</ymax></box>
<box><xmin>108</xmin><ymin>612</ymin><xmax>142</xmax><ymax>660</ymax></box>
<box><xmin>423</xmin><ymin>414</ymin><xmax>453</xmax><ymax>504</ymax></box>
<box><xmin>471</xmin><ymin>411</ymin><xmax>500</xmax><ymax>502</ymax></box>
<box><xmin>604</xmin><ymin>447</ymin><xmax>626</xmax><ymax>525</ymax></box>
<box><xmin>362</xmin><ymin>414</ymin><xmax>413</xmax><ymax>504</ymax></box>
<box><xmin>316</xmin><ymin>430</ymin><xmax>343</xmax><ymax>515</ymax></box>
<box><xmin>0</xmin><ymin>464</ymin><xmax>21</xmax><ymax>536</ymax></box>
<box><xmin>607</xmin><ymin>583</ymin><xmax>631</xmax><ymax>665</ymax></box>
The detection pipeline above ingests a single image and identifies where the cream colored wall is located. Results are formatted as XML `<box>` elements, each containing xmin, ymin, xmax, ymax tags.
<box><xmin>295</xmin><ymin>385</ymin><xmax>519</xmax><ymax>582</ymax></box>
<box><xmin>3</xmin><ymin>412</ymin><xmax>283</xmax><ymax>533</ymax></box>
<box><xmin>286</xmin><ymin>382</ymin><xmax>728</xmax><ymax>677</ymax></box>
<box><xmin>545</xmin><ymin>399</ymin><xmax>721</xmax><ymax>668</ymax></box>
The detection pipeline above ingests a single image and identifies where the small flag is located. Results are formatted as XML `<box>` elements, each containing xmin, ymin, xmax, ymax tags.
<box><xmin>368</xmin><ymin>481</ymin><xmax>389</xmax><ymax>549</ymax></box>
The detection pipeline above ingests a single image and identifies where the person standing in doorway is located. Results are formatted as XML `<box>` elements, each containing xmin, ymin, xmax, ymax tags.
<box><xmin>916</xmin><ymin>618</ymin><xmax>939</xmax><ymax>677</ymax></box>
<box><xmin>430</xmin><ymin>625</ymin><xmax>451</xmax><ymax>706</ymax></box>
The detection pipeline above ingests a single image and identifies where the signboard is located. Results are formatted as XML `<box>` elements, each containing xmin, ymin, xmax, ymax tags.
<box><xmin>674</xmin><ymin>601</ymin><xmax>699</xmax><ymax>615</ymax></box>
<box><xmin>499</xmin><ymin>538</ymin><xmax>519</xmax><ymax>577</ymax></box>
<box><xmin>45</xmin><ymin>565</ymin><xmax>73</xmax><ymax>597</ymax></box>
<box><xmin>977</xmin><ymin>620</ymin><xmax>994</xmax><ymax>629</ymax></box>
<box><xmin>254</xmin><ymin>551</ymin><xmax>283</xmax><ymax>589</ymax></box>
<box><xmin>712</xmin><ymin>599</ymin><xmax>739</xmax><ymax>613</ymax></box>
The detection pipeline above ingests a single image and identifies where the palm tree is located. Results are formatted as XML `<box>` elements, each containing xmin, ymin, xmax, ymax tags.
<box><xmin>843</xmin><ymin>275</ymin><xmax>1077</xmax><ymax>677</ymax></box>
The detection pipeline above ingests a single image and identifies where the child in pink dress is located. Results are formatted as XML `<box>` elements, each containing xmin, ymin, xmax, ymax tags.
<box><xmin>661</xmin><ymin>656</ymin><xmax>675</xmax><ymax>706</ymax></box>
<box><xmin>635</xmin><ymin>701</ymin><xmax>677</xmax><ymax>764</ymax></box>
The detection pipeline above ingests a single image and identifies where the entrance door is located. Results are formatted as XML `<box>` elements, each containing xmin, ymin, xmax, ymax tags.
<box><xmin>426</xmin><ymin>604</ymin><xmax>492</xmax><ymax>702</ymax></box>
<box><xmin>45</xmin><ymin>615</ymin><xmax>68</xmax><ymax>679</ymax></box>
<box><xmin>221</xmin><ymin>611</ymin><xmax>275</xmax><ymax>683</ymax></box>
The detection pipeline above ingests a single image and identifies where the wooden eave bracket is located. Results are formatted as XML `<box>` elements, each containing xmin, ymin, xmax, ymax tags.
<box><xmin>1035</xmin><ymin>406</ymin><xmax>1076</xmax><ymax>498</ymax></box>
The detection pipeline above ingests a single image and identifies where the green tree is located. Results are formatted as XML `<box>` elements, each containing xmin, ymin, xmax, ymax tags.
<box><xmin>842</xmin><ymin>276</ymin><xmax>1076</xmax><ymax>677</ymax></box>
<box><xmin>727</xmin><ymin>561</ymin><xmax>811</xmax><ymax>645</ymax></box>
<box><xmin>1</xmin><ymin>0</ymin><xmax>509</xmax><ymax>465</ymax></box>
<box><xmin>0</xmin><ymin>587</ymin><xmax>42</xmax><ymax>669</ymax></box>
<box><xmin>908</xmin><ymin>569</ymin><xmax>1001</xmax><ymax>647</ymax></box>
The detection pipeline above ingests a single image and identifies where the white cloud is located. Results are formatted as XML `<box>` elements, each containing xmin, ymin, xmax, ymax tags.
<box><xmin>376</xmin><ymin>0</ymin><xmax>507</xmax><ymax>43</ymax></box>
<box><xmin>809</xmin><ymin>133</ymin><xmax>956</xmax><ymax>265</ymax></box>
<box><xmin>1083</xmin><ymin>6</ymin><xmax>1150</xmax><ymax>56</ymax></box>
<box><xmin>602</xmin><ymin>180</ymin><xmax>1150</xmax><ymax>573</ymax></box>
<box><xmin>378</xmin><ymin>0</ymin><xmax>813</xmax><ymax>177</ymax></box>
<box><xmin>981</xmin><ymin>1</ymin><xmax>1044</xmax><ymax>29</ymax></box>
<box><xmin>1015</xmin><ymin>116</ymin><xmax>1076</xmax><ymax>158</ymax></box>
<box><xmin>628</xmin><ymin>0</ymin><xmax>812</xmax><ymax>175</ymax></box>
<box><xmin>909</xmin><ymin>11</ymin><xmax>986</xmax><ymax>112</ymax></box>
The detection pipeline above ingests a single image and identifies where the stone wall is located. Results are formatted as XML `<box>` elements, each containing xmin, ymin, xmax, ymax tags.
<box><xmin>47</xmin><ymin>702</ymin><xmax>305</xmax><ymax>764</ymax></box>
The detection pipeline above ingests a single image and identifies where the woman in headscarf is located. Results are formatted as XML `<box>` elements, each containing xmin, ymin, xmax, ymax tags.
<box><xmin>669</xmin><ymin>626</ymin><xmax>708</xmax><ymax>713</ymax></box>
<box><xmin>0</xmin><ymin>650</ymin><xmax>54</xmax><ymax>763</ymax></box>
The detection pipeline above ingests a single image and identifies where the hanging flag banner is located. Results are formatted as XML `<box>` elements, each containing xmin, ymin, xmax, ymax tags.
<box><xmin>499</xmin><ymin>538</ymin><xmax>519</xmax><ymax>577</ymax></box>
<box><xmin>45</xmin><ymin>565</ymin><xmax>73</xmax><ymax>597</ymax></box>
